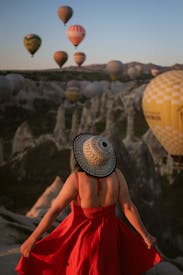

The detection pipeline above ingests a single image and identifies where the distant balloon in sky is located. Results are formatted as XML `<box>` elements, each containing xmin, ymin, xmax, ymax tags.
<box><xmin>106</xmin><ymin>60</ymin><xmax>123</xmax><ymax>80</ymax></box>
<box><xmin>23</xmin><ymin>34</ymin><xmax>41</xmax><ymax>57</ymax></box>
<box><xmin>57</xmin><ymin>6</ymin><xmax>73</xmax><ymax>25</ymax></box>
<box><xmin>67</xmin><ymin>25</ymin><xmax>86</xmax><ymax>47</ymax></box>
<box><xmin>73</xmin><ymin>52</ymin><xmax>86</xmax><ymax>67</ymax></box>
<box><xmin>53</xmin><ymin>51</ymin><xmax>68</xmax><ymax>68</ymax></box>
<box><xmin>142</xmin><ymin>70</ymin><xmax>183</xmax><ymax>169</ymax></box>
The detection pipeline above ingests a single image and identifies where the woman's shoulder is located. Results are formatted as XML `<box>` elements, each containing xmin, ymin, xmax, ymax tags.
<box><xmin>73</xmin><ymin>171</ymin><xmax>88</xmax><ymax>181</ymax></box>
<box><xmin>114</xmin><ymin>168</ymin><xmax>126</xmax><ymax>183</ymax></box>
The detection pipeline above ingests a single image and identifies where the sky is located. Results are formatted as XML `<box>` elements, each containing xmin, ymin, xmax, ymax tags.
<box><xmin>1</xmin><ymin>0</ymin><xmax>183</xmax><ymax>70</ymax></box>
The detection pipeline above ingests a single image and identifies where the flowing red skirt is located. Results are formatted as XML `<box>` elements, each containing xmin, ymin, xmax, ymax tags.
<box><xmin>16</xmin><ymin>202</ymin><xmax>161</xmax><ymax>275</ymax></box>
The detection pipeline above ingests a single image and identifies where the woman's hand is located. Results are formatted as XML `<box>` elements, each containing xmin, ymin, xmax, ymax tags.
<box><xmin>20</xmin><ymin>237</ymin><xmax>36</xmax><ymax>258</ymax></box>
<box><xmin>143</xmin><ymin>233</ymin><xmax>157</xmax><ymax>249</ymax></box>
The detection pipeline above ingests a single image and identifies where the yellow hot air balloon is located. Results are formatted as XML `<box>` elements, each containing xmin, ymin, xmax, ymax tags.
<box><xmin>64</xmin><ymin>87</ymin><xmax>80</xmax><ymax>103</ymax></box>
<box><xmin>53</xmin><ymin>51</ymin><xmax>68</xmax><ymax>68</ymax></box>
<box><xmin>57</xmin><ymin>6</ymin><xmax>73</xmax><ymax>25</ymax></box>
<box><xmin>73</xmin><ymin>52</ymin><xmax>86</xmax><ymax>67</ymax></box>
<box><xmin>23</xmin><ymin>34</ymin><xmax>41</xmax><ymax>57</ymax></box>
<box><xmin>142</xmin><ymin>70</ymin><xmax>183</xmax><ymax>168</ymax></box>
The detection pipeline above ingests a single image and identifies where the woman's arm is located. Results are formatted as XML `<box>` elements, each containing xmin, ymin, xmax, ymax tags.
<box><xmin>116</xmin><ymin>169</ymin><xmax>156</xmax><ymax>249</ymax></box>
<box><xmin>20</xmin><ymin>172</ymin><xmax>78</xmax><ymax>257</ymax></box>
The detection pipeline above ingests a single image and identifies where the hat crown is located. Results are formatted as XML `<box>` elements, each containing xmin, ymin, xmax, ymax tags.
<box><xmin>83</xmin><ymin>136</ymin><xmax>113</xmax><ymax>167</ymax></box>
<box><xmin>73</xmin><ymin>133</ymin><xmax>116</xmax><ymax>177</ymax></box>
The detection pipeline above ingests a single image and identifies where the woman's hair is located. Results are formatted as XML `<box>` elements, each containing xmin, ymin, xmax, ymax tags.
<box><xmin>73</xmin><ymin>158</ymin><xmax>84</xmax><ymax>172</ymax></box>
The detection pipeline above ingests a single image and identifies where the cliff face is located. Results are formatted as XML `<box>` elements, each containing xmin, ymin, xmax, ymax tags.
<box><xmin>0</xmin><ymin>71</ymin><xmax>183</xmax><ymax>260</ymax></box>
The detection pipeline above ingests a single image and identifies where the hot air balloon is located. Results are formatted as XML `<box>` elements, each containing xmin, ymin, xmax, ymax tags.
<box><xmin>73</xmin><ymin>52</ymin><xmax>86</xmax><ymax>67</ymax></box>
<box><xmin>67</xmin><ymin>80</ymin><xmax>81</xmax><ymax>89</ymax></box>
<box><xmin>23</xmin><ymin>34</ymin><xmax>41</xmax><ymax>57</ymax></box>
<box><xmin>142</xmin><ymin>70</ymin><xmax>183</xmax><ymax>169</ymax></box>
<box><xmin>64</xmin><ymin>87</ymin><xmax>80</xmax><ymax>103</ymax></box>
<box><xmin>57</xmin><ymin>6</ymin><xmax>73</xmax><ymax>25</ymax></box>
<box><xmin>106</xmin><ymin>60</ymin><xmax>123</xmax><ymax>81</ymax></box>
<box><xmin>53</xmin><ymin>51</ymin><xmax>68</xmax><ymax>68</ymax></box>
<box><xmin>151</xmin><ymin>68</ymin><xmax>160</xmax><ymax>77</ymax></box>
<box><xmin>67</xmin><ymin>25</ymin><xmax>86</xmax><ymax>47</ymax></box>
<box><xmin>83</xmin><ymin>81</ymin><xmax>103</xmax><ymax>98</ymax></box>
<box><xmin>128</xmin><ymin>65</ymin><xmax>143</xmax><ymax>80</ymax></box>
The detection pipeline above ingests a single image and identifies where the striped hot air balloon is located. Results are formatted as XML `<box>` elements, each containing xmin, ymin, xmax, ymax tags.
<box><xmin>67</xmin><ymin>25</ymin><xmax>86</xmax><ymax>47</ymax></box>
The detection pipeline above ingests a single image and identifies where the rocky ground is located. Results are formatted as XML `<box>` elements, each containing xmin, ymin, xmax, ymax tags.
<box><xmin>0</xmin><ymin>63</ymin><xmax>183</xmax><ymax>274</ymax></box>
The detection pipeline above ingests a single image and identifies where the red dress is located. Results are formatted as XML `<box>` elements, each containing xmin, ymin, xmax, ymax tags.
<box><xmin>16</xmin><ymin>201</ymin><xmax>161</xmax><ymax>275</ymax></box>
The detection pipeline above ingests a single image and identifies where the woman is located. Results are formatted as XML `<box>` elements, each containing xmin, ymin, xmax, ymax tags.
<box><xmin>16</xmin><ymin>133</ymin><xmax>161</xmax><ymax>275</ymax></box>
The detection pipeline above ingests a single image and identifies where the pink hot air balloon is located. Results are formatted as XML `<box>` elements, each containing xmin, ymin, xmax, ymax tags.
<box><xmin>151</xmin><ymin>68</ymin><xmax>160</xmax><ymax>77</ymax></box>
<box><xmin>67</xmin><ymin>25</ymin><xmax>86</xmax><ymax>47</ymax></box>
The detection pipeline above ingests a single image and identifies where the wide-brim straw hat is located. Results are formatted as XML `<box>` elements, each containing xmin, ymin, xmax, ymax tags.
<box><xmin>73</xmin><ymin>133</ymin><xmax>117</xmax><ymax>177</ymax></box>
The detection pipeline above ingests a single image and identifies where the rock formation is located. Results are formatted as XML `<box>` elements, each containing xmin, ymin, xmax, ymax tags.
<box><xmin>0</xmin><ymin>139</ymin><xmax>4</xmax><ymax>164</ymax></box>
<box><xmin>12</xmin><ymin>121</ymin><xmax>35</xmax><ymax>155</ymax></box>
<box><xmin>26</xmin><ymin>176</ymin><xmax>63</xmax><ymax>218</ymax></box>
<box><xmin>0</xmin><ymin>72</ymin><xmax>183</xmax><ymax>267</ymax></box>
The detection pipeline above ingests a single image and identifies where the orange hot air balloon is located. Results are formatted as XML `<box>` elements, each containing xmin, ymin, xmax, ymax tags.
<box><xmin>67</xmin><ymin>25</ymin><xmax>86</xmax><ymax>47</ymax></box>
<box><xmin>57</xmin><ymin>6</ymin><xmax>73</xmax><ymax>25</ymax></box>
<box><xmin>53</xmin><ymin>51</ymin><xmax>68</xmax><ymax>68</ymax></box>
<box><xmin>73</xmin><ymin>52</ymin><xmax>86</xmax><ymax>67</ymax></box>
<box><xmin>142</xmin><ymin>70</ymin><xmax>183</xmax><ymax>169</ymax></box>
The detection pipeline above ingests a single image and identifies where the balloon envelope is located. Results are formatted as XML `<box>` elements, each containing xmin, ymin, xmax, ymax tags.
<box><xmin>67</xmin><ymin>25</ymin><xmax>86</xmax><ymax>47</ymax></box>
<box><xmin>151</xmin><ymin>68</ymin><xmax>160</xmax><ymax>77</ymax></box>
<box><xmin>53</xmin><ymin>51</ymin><xmax>68</xmax><ymax>68</ymax></box>
<box><xmin>106</xmin><ymin>60</ymin><xmax>123</xmax><ymax>80</ymax></box>
<box><xmin>83</xmin><ymin>81</ymin><xmax>103</xmax><ymax>98</ymax></box>
<box><xmin>142</xmin><ymin>70</ymin><xmax>183</xmax><ymax>168</ymax></box>
<box><xmin>128</xmin><ymin>66</ymin><xmax>142</xmax><ymax>80</ymax></box>
<box><xmin>57</xmin><ymin>6</ymin><xmax>73</xmax><ymax>25</ymax></box>
<box><xmin>67</xmin><ymin>80</ymin><xmax>81</xmax><ymax>89</ymax></box>
<box><xmin>23</xmin><ymin>34</ymin><xmax>41</xmax><ymax>56</ymax></box>
<box><xmin>73</xmin><ymin>52</ymin><xmax>86</xmax><ymax>67</ymax></box>
<box><xmin>64</xmin><ymin>87</ymin><xmax>80</xmax><ymax>103</ymax></box>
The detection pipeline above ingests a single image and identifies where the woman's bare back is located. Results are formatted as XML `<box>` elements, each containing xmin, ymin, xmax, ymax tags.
<box><xmin>75</xmin><ymin>170</ymin><xmax>120</xmax><ymax>208</ymax></box>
